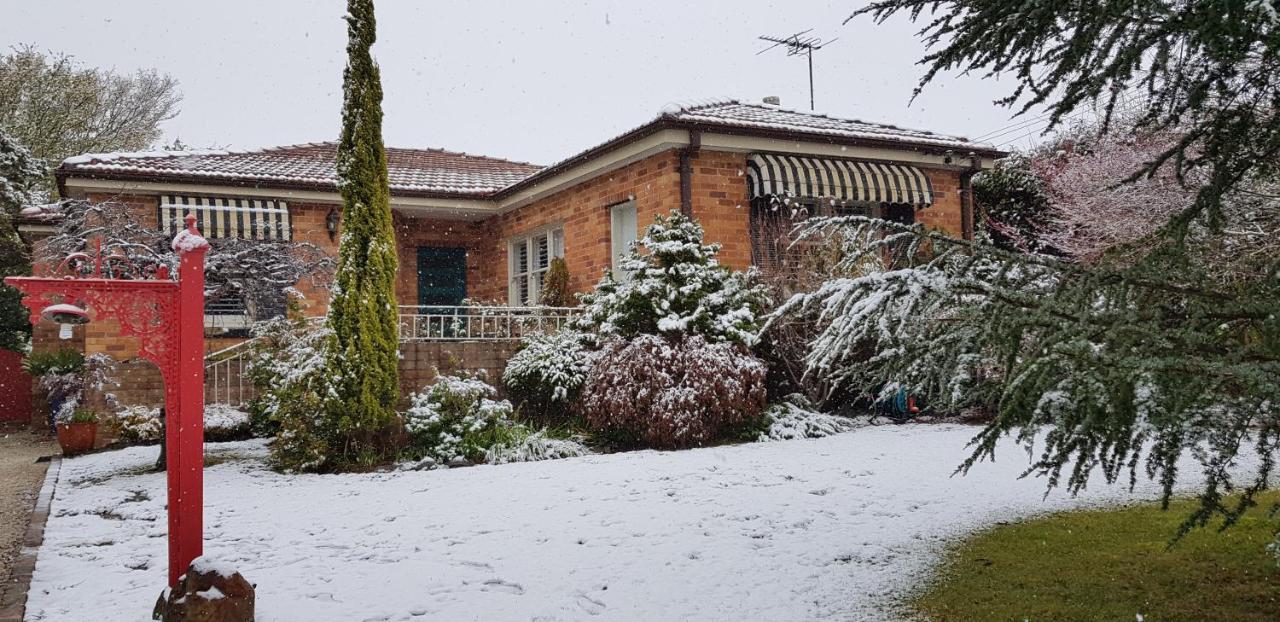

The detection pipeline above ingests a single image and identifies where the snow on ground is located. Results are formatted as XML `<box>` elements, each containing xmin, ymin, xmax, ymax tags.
<box><xmin>25</xmin><ymin>425</ymin><xmax>1236</xmax><ymax>621</ymax></box>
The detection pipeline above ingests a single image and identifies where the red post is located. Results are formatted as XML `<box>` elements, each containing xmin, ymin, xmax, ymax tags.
<box><xmin>168</xmin><ymin>214</ymin><xmax>209</xmax><ymax>586</ymax></box>
<box><xmin>4</xmin><ymin>214</ymin><xmax>209</xmax><ymax>589</ymax></box>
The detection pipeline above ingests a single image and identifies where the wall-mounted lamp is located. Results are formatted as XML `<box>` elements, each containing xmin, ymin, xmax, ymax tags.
<box><xmin>326</xmin><ymin>206</ymin><xmax>340</xmax><ymax>242</ymax></box>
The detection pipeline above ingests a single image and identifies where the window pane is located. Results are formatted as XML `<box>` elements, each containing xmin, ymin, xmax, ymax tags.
<box><xmin>514</xmin><ymin>240</ymin><xmax>529</xmax><ymax>276</ymax></box>
<box><xmin>610</xmin><ymin>201</ymin><xmax>638</xmax><ymax>281</ymax></box>
<box><xmin>552</xmin><ymin>228</ymin><xmax>565</xmax><ymax>257</ymax></box>
<box><xmin>535</xmin><ymin>234</ymin><xmax>550</xmax><ymax>271</ymax></box>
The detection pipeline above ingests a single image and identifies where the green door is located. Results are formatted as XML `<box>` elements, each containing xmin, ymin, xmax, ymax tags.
<box><xmin>417</xmin><ymin>247</ymin><xmax>467</xmax><ymax>310</ymax></box>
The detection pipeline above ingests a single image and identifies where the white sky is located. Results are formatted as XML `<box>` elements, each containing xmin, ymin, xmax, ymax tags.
<box><xmin>3</xmin><ymin>0</ymin><xmax>1040</xmax><ymax>166</ymax></box>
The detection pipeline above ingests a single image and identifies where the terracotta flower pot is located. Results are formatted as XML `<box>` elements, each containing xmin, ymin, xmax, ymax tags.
<box><xmin>56</xmin><ymin>421</ymin><xmax>97</xmax><ymax>456</ymax></box>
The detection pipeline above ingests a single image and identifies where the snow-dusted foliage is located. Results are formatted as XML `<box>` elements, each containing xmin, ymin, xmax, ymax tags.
<box><xmin>502</xmin><ymin>330</ymin><xmax>594</xmax><ymax>425</ymax></box>
<box><xmin>0</xmin><ymin>129</ymin><xmax>41</xmax><ymax>352</ymax></box>
<box><xmin>757</xmin><ymin>395</ymin><xmax>860</xmax><ymax>442</ymax></box>
<box><xmin>581</xmin><ymin>334</ymin><xmax>767</xmax><ymax>449</ymax></box>
<box><xmin>113</xmin><ymin>406</ymin><xmax>163</xmax><ymax>443</ymax></box>
<box><xmin>26</xmin><ymin>351</ymin><xmax>116</xmax><ymax>425</ymax></box>
<box><xmin>0</xmin><ymin>127</ymin><xmax>44</xmax><ymax>212</ymax></box>
<box><xmin>110</xmin><ymin>403</ymin><xmax>253</xmax><ymax>444</ymax></box>
<box><xmin>774</xmin><ymin>214</ymin><xmax>1280</xmax><ymax>542</ymax></box>
<box><xmin>320</xmin><ymin>0</ymin><xmax>402</xmax><ymax>470</ymax></box>
<box><xmin>484</xmin><ymin>429</ymin><xmax>591</xmax><ymax>464</ymax></box>
<box><xmin>248</xmin><ymin>318</ymin><xmax>335</xmax><ymax>472</ymax></box>
<box><xmin>403</xmin><ymin>374</ymin><xmax>519</xmax><ymax>465</ymax></box>
<box><xmin>575</xmin><ymin>211</ymin><xmax>766</xmax><ymax>346</ymax></box>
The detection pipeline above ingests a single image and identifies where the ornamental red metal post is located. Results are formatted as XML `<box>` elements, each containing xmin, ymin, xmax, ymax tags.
<box><xmin>169</xmin><ymin>214</ymin><xmax>209</xmax><ymax>586</ymax></box>
<box><xmin>4</xmin><ymin>214</ymin><xmax>209</xmax><ymax>588</ymax></box>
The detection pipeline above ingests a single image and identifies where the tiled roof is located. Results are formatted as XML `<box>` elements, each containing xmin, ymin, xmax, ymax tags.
<box><xmin>659</xmin><ymin>98</ymin><xmax>989</xmax><ymax>152</ymax></box>
<box><xmin>58</xmin><ymin>99</ymin><xmax>999</xmax><ymax>200</ymax></box>
<box><xmin>59</xmin><ymin>142</ymin><xmax>544</xmax><ymax>197</ymax></box>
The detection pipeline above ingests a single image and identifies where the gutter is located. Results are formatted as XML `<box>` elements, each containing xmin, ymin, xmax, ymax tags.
<box><xmin>678</xmin><ymin>130</ymin><xmax>702</xmax><ymax>216</ymax></box>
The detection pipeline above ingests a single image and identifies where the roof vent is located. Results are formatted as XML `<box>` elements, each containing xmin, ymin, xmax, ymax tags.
<box><xmin>762</xmin><ymin>96</ymin><xmax>781</xmax><ymax>106</ymax></box>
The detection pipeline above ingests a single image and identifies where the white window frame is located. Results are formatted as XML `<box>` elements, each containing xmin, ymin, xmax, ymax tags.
<box><xmin>508</xmin><ymin>225</ymin><xmax>565</xmax><ymax>306</ymax></box>
<box><xmin>609</xmin><ymin>200</ymin><xmax>638</xmax><ymax>281</ymax></box>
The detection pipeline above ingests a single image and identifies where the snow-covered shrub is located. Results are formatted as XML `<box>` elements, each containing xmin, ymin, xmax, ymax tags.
<box><xmin>575</xmin><ymin>210</ymin><xmax>766</xmax><ymax>346</ymax></box>
<box><xmin>757</xmin><ymin>395</ymin><xmax>859</xmax><ymax>442</ymax></box>
<box><xmin>113</xmin><ymin>405</ymin><xmax>162</xmax><ymax>443</ymax></box>
<box><xmin>247</xmin><ymin>317</ymin><xmax>336</xmax><ymax>471</ymax></box>
<box><xmin>403</xmin><ymin>374</ymin><xmax>520</xmax><ymax>464</ymax></box>
<box><xmin>246</xmin><ymin>317</ymin><xmax>328</xmax><ymax>435</ymax></box>
<box><xmin>581</xmin><ymin>334</ymin><xmax>767</xmax><ymax>449</ymax></box>
<box><xmin>484</xmin><ymin>429</ymin><xmax>591</xmax><ymax>464</ymax></box>
<box><xmin>109</xmin><ymin>403</ymin><xmax>253</xmax><ymax>444</ymax></box>
<box><xmin>203</xmin><ymin>404</ymin><xmax>252</xmax><ymax>442</ymax></box>
<box><xmin>502</xmin><ymin>330</ymin><xmax>594</xmax><ymax>426</ymax></box>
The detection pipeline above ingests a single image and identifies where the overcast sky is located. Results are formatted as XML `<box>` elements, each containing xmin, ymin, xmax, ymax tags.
<box><xmin>3</xmin><ymin>1</ymin><xmax>1039</xmax><ymax>166</ymax></box>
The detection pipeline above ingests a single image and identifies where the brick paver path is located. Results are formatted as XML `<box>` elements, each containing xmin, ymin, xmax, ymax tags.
<box><xmin>0</xmin><ymin>425</ymin><xmax>55</xmax><ymax>619</ymax></box>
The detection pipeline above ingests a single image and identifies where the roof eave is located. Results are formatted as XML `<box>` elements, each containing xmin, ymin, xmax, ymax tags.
<box><xmin>669</xmin><ymin>118</ymin><xmax>1008</xmax><ymax>159</ymax></box>
<box><xmin>55</xmin><ymin>167</ymin><xmax>503</xmax><ymax>201</ymax></box>
<box><xmin>491</xmin><ymin>117</ymin><xmax>1006</xmax><ymax>199</ymax></box>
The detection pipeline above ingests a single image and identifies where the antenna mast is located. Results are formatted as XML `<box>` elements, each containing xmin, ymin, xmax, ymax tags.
<box><xmin>757</xmin><ymin>30</ymin><xmax>837</xmax><ymax>110</ymax></box>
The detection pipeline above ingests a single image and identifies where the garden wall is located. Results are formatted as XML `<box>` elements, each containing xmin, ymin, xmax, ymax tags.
<box><xmin>85</xmin><ymin>340</ymin><xmax>521</xmax><ymax>411</ymax></box>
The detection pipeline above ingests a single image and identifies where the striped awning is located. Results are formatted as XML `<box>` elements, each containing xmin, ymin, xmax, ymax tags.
<box><xmin>159</xmin><ymin>195</ymin><xmax>292</xmax><ymax>241</ymax></box>
<box><xmin>746</xmin><ymin>153</ymin><xmax>935</xmax><ymax>206</ymax></box>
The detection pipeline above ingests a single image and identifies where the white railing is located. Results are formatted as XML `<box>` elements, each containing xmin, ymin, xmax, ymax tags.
<box><xmin>204</xmin><ymin>316</ymin><xmax>323</xmax><ymax>407</ymax></box>
<box><xmin>205</xmin><ymin>339</ymin><xmax>257</xmax><ymax>407</ymax></box>
<box><xmin>205</xmin><ymin>307</ymin><xmax>582</xmax><ymax>405</ymax></box>
<box><xmin>397</xmin><ymin>305</ymin><xmax>582</xmax><ymax>342</ymax></box>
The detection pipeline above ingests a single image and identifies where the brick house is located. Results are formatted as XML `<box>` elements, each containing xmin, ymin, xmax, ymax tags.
<box><xmin>26</xmin><ymin>98</ymin><xmax>1001</xmax><ymax>406</ymax></box>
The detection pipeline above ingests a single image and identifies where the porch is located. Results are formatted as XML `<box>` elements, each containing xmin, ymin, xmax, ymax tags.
<box><xmin>204</xmin><ymin>305</ymin><xmax>581</xmax><ymax>407</ymax></box>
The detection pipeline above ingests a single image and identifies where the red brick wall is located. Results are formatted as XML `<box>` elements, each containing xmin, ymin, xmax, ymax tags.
<box><xmin>471</xmin><ymin>150</ymin><xmax>684</xmax><ymax>302</ymax></box>
<box><xmin>392</xmin><ymin>213</ymin><xmax>486</xmax><ymax>306</ymax></box>
<box><xmin>688</xmin><ymin>150</ymin><xmax>754</xmax><ymax>270</ymax></box>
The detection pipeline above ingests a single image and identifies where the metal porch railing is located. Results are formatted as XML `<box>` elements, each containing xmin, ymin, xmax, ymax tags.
<box><xmin>397</xmin><ymin>305</ymin><xmax>582</xmax><ymax>342</ymax></box>
<box><xmin>205</xmin><ymin>306</ymin><xmax>582</xmax><ymax>406</ymax></box>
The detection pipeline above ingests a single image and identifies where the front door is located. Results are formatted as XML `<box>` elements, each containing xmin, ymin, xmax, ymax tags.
<box><xmin>417</xmin><ymin>246</ymin><xmax>468</xmax><ymax>309</ymax></box>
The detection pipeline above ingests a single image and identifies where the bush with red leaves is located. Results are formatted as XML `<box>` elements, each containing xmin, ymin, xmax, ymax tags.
<box><xmin>581</xmin><ymin>334</ymin><xmax>767</xmax><ymax>449</ymax></box>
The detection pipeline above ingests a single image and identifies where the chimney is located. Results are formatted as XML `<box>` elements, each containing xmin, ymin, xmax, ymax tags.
<box><xmin>762</xmin><ymin>96</ymin><xmax>781</xmax><ymax>106</ymax></box>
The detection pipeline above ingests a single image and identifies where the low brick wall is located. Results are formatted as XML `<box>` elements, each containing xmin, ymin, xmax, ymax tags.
<box><xmin>398</xmin><ymin>341</ymin><xmax>521</xmax><ymax>398</ymax></box>
<box><xmin>87</xmin><ymin>341</ymin><xmax>522</xmax><ymax>411</ymax></box>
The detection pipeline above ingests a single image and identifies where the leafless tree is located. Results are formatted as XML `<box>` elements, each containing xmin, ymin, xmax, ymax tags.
<box><xmin>37</xmin><ymin>200</ymin><xmax>334</xmax><ymax>317</ymax></box>
<box><xmin>0</xmin><ymin>45</ymin><xmax>181</xmax><ymax>198</ymax></box>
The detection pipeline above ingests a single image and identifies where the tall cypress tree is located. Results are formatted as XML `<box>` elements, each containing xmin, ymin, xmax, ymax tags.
<box><xmin>324</xmin><ymin>0</ymin><xmax>399</xmax><ymax>465</ymax></box>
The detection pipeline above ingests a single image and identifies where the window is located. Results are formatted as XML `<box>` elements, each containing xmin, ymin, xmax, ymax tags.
<box><xmin>508</xmin><ymin>227</ymin><xmax>564</xmax><ymax>305</ymax></box>
<box><xmin>609</xmin><ymin>200</ymin><xmax>638</xmax><ymax>281</ymax></box>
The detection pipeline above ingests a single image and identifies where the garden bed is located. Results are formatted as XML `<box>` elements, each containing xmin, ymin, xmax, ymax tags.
<box><xmin>24</xmin><ymin>425</ymin><xmax>1246</xmax><ymax>621</ymax></box>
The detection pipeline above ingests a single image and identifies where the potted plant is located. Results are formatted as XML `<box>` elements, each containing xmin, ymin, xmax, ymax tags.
<box><xmin>24</xmin><ymin>350</ymin><xmax>116</xmax><ymax>454</ymax></box>
<box><xmin>56</xmin><ymin>408</ymin><xmax>99</xmax><ymax>455</ymax></box>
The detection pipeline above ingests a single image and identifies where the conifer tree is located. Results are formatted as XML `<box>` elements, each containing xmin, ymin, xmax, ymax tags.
<box><xmin>0</xmin><ymin>130</ymin><xmax>41</xmax><ymax>352</ymax></box>
<box><xmin>323</xmin><ymin>0</ymin><xmax>400</xmax><ymax>465</ymax></box>
<box><xmin>832</xmin><ymin>0</ymin><xmax>1280</xmax><ymax>548</ymax></box>
<box><xmin>576</xmin><ymin>211</ymin><xmax>765</xmax><ymax>346</ymax></box>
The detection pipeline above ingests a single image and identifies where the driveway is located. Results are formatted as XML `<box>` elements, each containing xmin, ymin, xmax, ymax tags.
<box><xmin>0</xmin><ymin>425</ymin><xmax>55</xmax><ymax>602</ymax></box>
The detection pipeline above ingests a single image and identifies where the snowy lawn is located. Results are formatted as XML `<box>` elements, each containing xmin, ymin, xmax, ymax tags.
<box><xmin>26</xmin><ymin>425</ymin><xmax>1236</xmax><ymax>621</ymax></box>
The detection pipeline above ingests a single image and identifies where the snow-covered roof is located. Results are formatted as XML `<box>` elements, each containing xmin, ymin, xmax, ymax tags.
<box><xmin>58</xmin><ymin>100</ymin><xmax>999</xmax><ymax>200</ymax></box>
<box><xmin>58</xmin><ymin>142</ymin><xmax>544</xmax><ymax>197</ymax></box>
<box><xmin>658</xmin><ymin>98</ymin><xmax>988</xmax><ymax>152</ymax></box>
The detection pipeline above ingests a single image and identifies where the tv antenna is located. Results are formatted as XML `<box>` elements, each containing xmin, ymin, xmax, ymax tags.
<box><xmin>757</xmin><ymin>30</ymin><xmax>837</xmax><ymax>110</ymax></box>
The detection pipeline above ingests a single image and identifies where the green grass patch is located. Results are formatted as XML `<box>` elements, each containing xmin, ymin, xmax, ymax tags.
<box><xmin>910</xmin><ymin>493</ymin><xmax>1280</xmax><ymax>621</ymax></box>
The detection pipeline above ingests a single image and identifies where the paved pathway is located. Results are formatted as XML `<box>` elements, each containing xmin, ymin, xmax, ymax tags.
<box><xmin>0</xmin><ymin>425</ymin><xmax>55</xmax><ymax>607</ymax></box>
